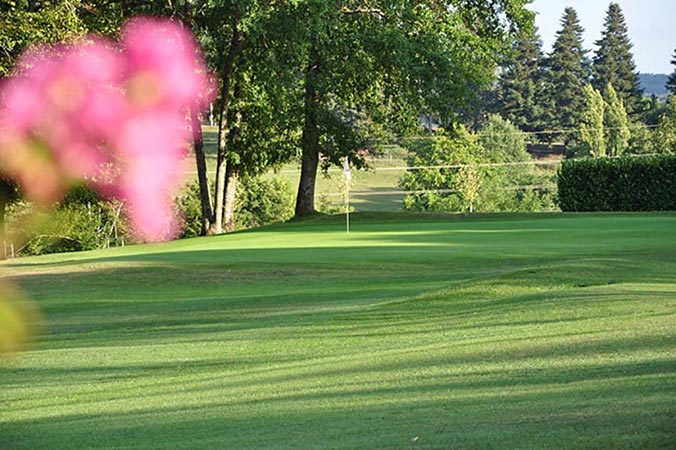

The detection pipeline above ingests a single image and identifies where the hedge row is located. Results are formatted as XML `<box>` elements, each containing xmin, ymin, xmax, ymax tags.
<box><xmin>557</xmin><ymin>155</ymin><xmax>676</xmax><ymax>211</ymax></box>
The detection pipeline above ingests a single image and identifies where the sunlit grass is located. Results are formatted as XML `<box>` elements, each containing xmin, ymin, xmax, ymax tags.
<box><xmin>1</xmin><ymin>213</ymin><xmax>675</xmax><ymax>449</ymax></box>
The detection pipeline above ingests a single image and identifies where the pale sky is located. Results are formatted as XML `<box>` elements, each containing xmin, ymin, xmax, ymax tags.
<box><xmin>529</xmin><ymin>0</ymin><xmax>676</xmax><ymax>74</ymax></box>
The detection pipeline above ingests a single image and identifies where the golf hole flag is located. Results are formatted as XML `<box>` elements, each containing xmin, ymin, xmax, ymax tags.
<box><xmin>343</xmin><ymin>157</ymin><xmax>351</xmax><ymax>182</ymax></box>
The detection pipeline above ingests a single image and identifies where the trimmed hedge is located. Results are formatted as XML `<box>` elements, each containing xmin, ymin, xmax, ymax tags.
<box><xmin>557</xmin><ymin>155</ymin><xmax>676</xmax><ymax>211</ymax></box>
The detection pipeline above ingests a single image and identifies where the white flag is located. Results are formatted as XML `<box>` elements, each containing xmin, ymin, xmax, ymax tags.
<box><xmin>343</xmin><ymin>157</ymin><xmax>351</xmax><ymax>182</ymax></box>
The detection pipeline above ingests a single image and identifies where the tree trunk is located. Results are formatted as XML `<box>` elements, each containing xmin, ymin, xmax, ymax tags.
<box><xmin>210</xmin><ymin>11</ymin><xmax>241</xmax><ymax>235</ymax></box>
<box><xmin>223</xmin><ymin>84</ymin><xmax>243</xmax><ymax>233</ymax></box>
<box><xmin>223</xmin><ymin>165</ymin><xmax>238</xmax><ymax>233</ymax></box>
<box><xmin>295</xmin><ymin>46</ymin><xmax>321</xmax><ymax>217</ymax></box>
<box><xmin>190</xmin><ymin>105</ymin><xmax>214</xmax><ymax>235</ymax></box>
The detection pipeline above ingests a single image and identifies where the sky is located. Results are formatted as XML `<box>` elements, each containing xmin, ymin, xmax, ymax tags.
<box><xmin>529</xmin><ymin>0</ymin><xmax>676</xmax><ymax>74</ymax></box>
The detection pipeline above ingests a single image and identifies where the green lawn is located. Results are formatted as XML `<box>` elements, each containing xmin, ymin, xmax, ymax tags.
<box><xmin>1</xmin><ymin>213</ymin><xmax>675</xmax><ymax>449</ymax></box>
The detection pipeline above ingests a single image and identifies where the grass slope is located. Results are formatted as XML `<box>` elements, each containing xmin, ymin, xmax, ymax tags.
<box><xmin>1</xmin><ymin>213</ymin><xmax>675</xmax><ymax>449</ymax></box>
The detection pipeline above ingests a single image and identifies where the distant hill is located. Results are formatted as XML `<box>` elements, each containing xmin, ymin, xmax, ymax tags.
<box><xmin>638</xmin><ymin>73</ymin><xmax>669</xmax><ymax>98</ymax></box>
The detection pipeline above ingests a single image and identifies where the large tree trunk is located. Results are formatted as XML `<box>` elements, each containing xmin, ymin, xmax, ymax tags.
<box><xmin>190</xmin><ymin>105</ymin><xmax>214</xmax><ymax>235</ymax></box>
<box><xmin>210</xmin><ymin>11</ymin><xmax>241</xmax><ymax>235</ymax></box>
<box><xmin>295</xmin><ymin>46</ymin><xmax>321</xmax><ymax>217</ymax></box>
<box><xmin>223</xmin><ymin>165</ymin><xmax>238</xmax><ymax>233</ymax></box>
<box><xmin>223</xmin><ymin>86</ymin><xmax>243</xmax><ymax>233</ymax></box>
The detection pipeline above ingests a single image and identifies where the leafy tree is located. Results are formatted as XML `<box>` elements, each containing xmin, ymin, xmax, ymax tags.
<box><xmin>290</xmin><ymin>0</ymin><xmax>534</xmax><ymax>216</ymax></box>
<box><xmin>494</xmin><ymin>27</ymin><xmax>547</xmax><ymax>134</ymax></box>
<box><xmin>578</xmin><ymin>85</ymin><xmax>606</xmax><ymax>157</ymax></box>
<box><xmin>592</xmin><ymin>2</ymin><xmax>643</xmax><ymax>115</ymax></box>
<box><xmin>477</xmin><ymin>114</ymin><xmax>553</xmax><ymax>211</ymax></box>
<box><xmin>543</xmin><ymin>7</ymin><xmax>590</xmax><ymax>144</ymax></box>
<box><xmin>627</xmin><ymin>123</ymin><xmax>657</xmax><ymax>155</ymax></box>
<box><xmin>667</xmin><ymin>49</ymin><xmax>676</xmax><ymax>95</ymax></box>
<box><xmin>455</xmin><ymin>164</ymin><xmax>483</xmax><ymax>213</ymax></box>
<box><xmin>400</xmin><ymin>118</ymin><xmax>553</xmax><ymax>213</ymax></box>
<box><xmin>156</xmin><ymin>1</ymin><xmax>300</xmax><ymax>234</ymax></box>
<box><xmin>603</xmin><ymin>83</ymin><xmax>631</xmax><ymax>157</ymax></box>
<box><xmin>478</xmin><ymin>114</ymin><xmax>530</xmax><ymax>164</ymax></box>
<box><xmin>0</xmin><ymin>1</ymin><xmax>87</xmax><ymax>76</ymax></box>
<box><xmin>400</xmin><ymin>126</ymin><xmax>486</xmax><ymax>212</ymax></box>
<box><xmin>655</xmin><ymin>95</ymin><xmax>676</xmax><ymax>154</ymax></box>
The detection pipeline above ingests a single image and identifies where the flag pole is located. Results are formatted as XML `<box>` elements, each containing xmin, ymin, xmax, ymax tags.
<box><xmin>343</xmin><ymin>157</ymin><xmax>351</xmax><ymax>235</ymax></box>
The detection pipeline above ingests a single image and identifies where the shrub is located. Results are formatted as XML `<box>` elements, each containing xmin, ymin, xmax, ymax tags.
<box><xmin>557</xmin><ymin>155</ymin><xmax>676</xmax><ymax>211</ymax></box>
<box><xmin>176</xmin><ymin>177</ymin><xmax>295</xmax><ymax>235</ymax></box>
<box><xmin>4</xmin><ymin>184</ymin><xmax>130</xmax><ymax>256</ymax></box>
<box><xmin>400</xmin><ymin>122</ymin><xmax>556</xmax><ymax>213</ymax></box>
<box><xmin>235</xmin><ymin>177</ymin><xmax>294</xmax><ymax>229</ymax></box>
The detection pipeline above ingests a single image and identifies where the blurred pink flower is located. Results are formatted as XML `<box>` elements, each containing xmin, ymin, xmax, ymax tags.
<box><xmin>0</xmin><ymin>17</ymin><xmax>214</xmax><ymax>242</ymax></box>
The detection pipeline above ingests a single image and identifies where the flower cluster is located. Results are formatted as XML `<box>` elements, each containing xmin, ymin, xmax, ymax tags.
<box><xmin>0</xmin><ymin>18</ymin><xmax>213</xmax><ymax>241</ymax></box>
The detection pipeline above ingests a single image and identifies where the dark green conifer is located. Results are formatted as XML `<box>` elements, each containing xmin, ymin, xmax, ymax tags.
<box><xmin>592</xmin><ymin>3</ymin><xmax>643</xmax><ymax>114</ymax></box>
<box><xmin>667</xmin><ymin>49</ymin><xmax>676</xmax><ymax>95</ymax></box>
<box><xmin>495</xmin><ymin>27</ymin><xmax>546</xmax><ymax>134</ymax></box>
<box><xmin>543</xmin><ymin>7</ymin><xmax>590</xmax><ymax>143</ymax></box>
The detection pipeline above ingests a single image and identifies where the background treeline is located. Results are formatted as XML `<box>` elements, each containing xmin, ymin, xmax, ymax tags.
<box><xmin>1</xmin><ymin>1</ymin><xmax>675</xmax><ymax>256</ymax></box>
<box><xmin>477</xmin><ymin>3</ymin><xmax>676</xmax><ymax>157</ymax></box>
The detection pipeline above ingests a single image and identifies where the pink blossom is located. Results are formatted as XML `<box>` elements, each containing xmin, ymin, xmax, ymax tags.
<box><xmin>122</xmin><ymin>18</ymin><xmax>210</xmax><ymax>111</ymax></box>
<box><xmin>0</xmin><ymin>17</ymin><xmax>214</xmax><ymax>242</ymax></box>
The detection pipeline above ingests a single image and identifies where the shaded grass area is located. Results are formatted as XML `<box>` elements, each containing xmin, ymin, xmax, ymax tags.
<box><xmin>1</xmin><ymin>213</ymin><xmax>675</xmax><ymax>449</ymax></box>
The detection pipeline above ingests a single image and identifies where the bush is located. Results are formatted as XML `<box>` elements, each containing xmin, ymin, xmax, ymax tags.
<box><xmin>174</xmin><ymin>182</ymin><xmax>204</xmax><ymax>238</ymax></box>
<box><xmin>235</xmin><ymin>177</ymin><xmax>294</xmax><ymax>229</ymax></box>
<box><xmin>4</xmin><ymin>184</ymin><xmax>130</xmax><ymax>256</ymax></box>
<box><xmin>176</xmin><ymin>177</ymin><xmax>295</xmax><ymax>236</ymax></box>
<box><xmin>557</xmin><ymin>155</ymin><xmax>676</xmax><ymax>211</ymax></box>
<box><xmin>400</xmin><ymin>122</ymin><xmax>556</xmax><ymax>213</ymax></box>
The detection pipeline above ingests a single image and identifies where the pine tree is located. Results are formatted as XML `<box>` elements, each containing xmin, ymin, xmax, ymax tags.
<box><xmin>592</xmin><ymin>3</ymin><xmax>643</xmax><ymax>115</ymax></box>
<box><xmin>667</xmin><ymin>49</ymin><xmax>676</xmax><ymax>95</ymax></box>
<box><xmin>495</xmin><ymin>28</ymin><xmax>546</xmax><ymax>134</ymax></box>
<box><xmin>543</xmin><ymin>7</ymin><xmax>590</xmax><ymax>143</ymax></box>
<box><xmin>604</xmin><ymin>83</ymin><xmax>631</xmax><ymax>156</ymax></box>
<box><xmin>579</xmin><ymin>84</ymin><xmax>606</xmax><ymax>157</ymax></box>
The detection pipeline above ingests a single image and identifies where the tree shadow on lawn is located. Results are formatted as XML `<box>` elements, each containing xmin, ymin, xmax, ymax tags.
<box><xmin>2</xmin><ymin>354</ymin><xmax>674</xmax><ymax>450</ymax></box>
<box><xmin>4</xmin><ymin>251</ymin><xmax>673</xmax><ymax>353</ymax></box>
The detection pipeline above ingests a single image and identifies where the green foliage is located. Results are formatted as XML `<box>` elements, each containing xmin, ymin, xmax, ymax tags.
<box><xmin>494</xmin><ymin>27</ymin><xmax>547</xmax><ymax>134</ymax></box>
<box><xmin>400</xmin><ymin>126</ymin><xmax>483</xmax><ymax>212</ymax></box>
<box><xmin>654</xmin><ymin>95</ymin><xmax>676</xmax><ymax>154</ymax></box>
<box><xmin>235</xmin><ymin>177</ymin><xmax>294</xmax><ymax>230</ymax></box>
<box><xmin>400</xmin><ymin>120</ymin><xmax>555</xmax><ymax>213</ymax></box>
<box><xmin>558</xmin><ymin>155</ymin><xmax>676</xmax><ymax>211</ymax></box>
<box><xmin>603</xmin><ymin>83</ymin><xmax>631</xmax><ymax>156</ymax></box>
<box><xmin>0</xmin><ymin>1</ymin><xmax>87</xmax><ymax>76</ymax></box>
<box><xmin>592</xmin><ymin>3</ymin><xmax>643</xmax><ymax>115</ymax></box>
<box><xmin>578</xmin><ymin>84</ymin><xmax>606</xmax><ymax>157</ymax></box>
<box><xmin>627</xmin><ymin>123</ymin><xmax>657</xmax><ymax>155</ymax></box>
<box><xmin>668</xmin><ymin>50</ymin><xmax>676</xmax><ymax>95</ymax></box>
<box><xmin>4</xmin><ymin>184</ymin><xmax>128</xmax><ymax>256</ymax></box>
<box><xmin>176</xmin><ymin>177</ymin><xmax>294</xmax><ymax>236</ymax></box>
<box><xmin>289</xmin><ymin>0</ymin><xmax>534</xmax><ymax>214</ymax></box>
<box><xmin>543</xmin><ymin>7</ymin><xmax>590</xmax><ymax>143</ymax></box>
<box><xmin>479</xmin><ymin>114</ymin><xmax>530</xmax><ymax>163</ymax></box>
<box><xmin>174</xmin><ymin>182</ymin><xmax>205</xmax><ymax>239</ymax></box>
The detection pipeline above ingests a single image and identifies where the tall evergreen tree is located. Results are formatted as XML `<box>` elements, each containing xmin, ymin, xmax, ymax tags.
<box><xmin>592</xmin><ymin>3</ymin><xmax>643</xmax><ymax>115</ymax></box>
<box><xmin>667</xmin><ymin>49</ymin><xmax>676</xmax><ymax>95</ymax></box>
<box><xmin>543</xmin><ymin>7</ymin><xmax>590</xmax><ymax>143</ymax></box>
<box><xmin>495</xmin><ymin>27</ymin><xmax>546</xmax><ymax>134</ymax></box>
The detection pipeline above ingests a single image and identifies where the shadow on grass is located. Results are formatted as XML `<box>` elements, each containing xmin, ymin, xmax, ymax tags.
<box><xmin>2</xmin><ymin>351</ymin><xmax>674</xmax><ymax>449</ymax></box>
